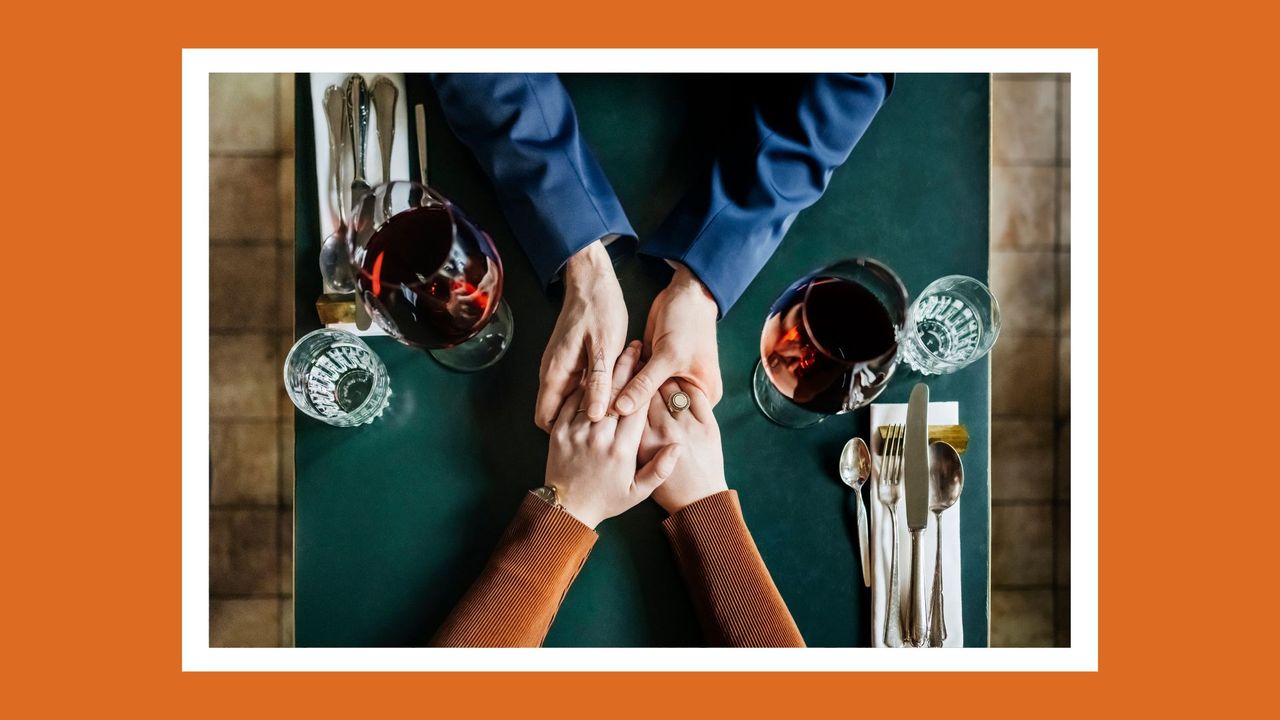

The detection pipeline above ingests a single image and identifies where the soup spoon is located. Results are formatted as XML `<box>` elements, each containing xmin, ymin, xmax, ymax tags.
<box><xmin>927</xmin><ymin>440</ymin><xmax>964</xmax><ymax>647</ymax></box>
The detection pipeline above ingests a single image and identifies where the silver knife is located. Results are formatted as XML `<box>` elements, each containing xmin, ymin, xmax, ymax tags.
<box><xmin>904</xmin><ymin>382</ymin><xmax>931</xmax><ymax>647</ymax></box>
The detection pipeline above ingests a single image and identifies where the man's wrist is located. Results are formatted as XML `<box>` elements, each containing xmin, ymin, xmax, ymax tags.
<box><xmin>668</xmin><ymin>263</ymin><xmax>717</xmax><ymax>313</ymax></box>
<box><xmin>564</xmin><ymin>241</ymin><xmax>613</xmax><ymax>291</ymax></box>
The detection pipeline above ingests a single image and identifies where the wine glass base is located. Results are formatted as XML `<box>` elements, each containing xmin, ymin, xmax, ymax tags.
<box><xmin>751</xmin><ymin>360</ymin><xmax>827</xmax><ymax>428</ymax></box>
<box><xmin>429</xmin><ymin>300</ymin><xmax>514</xmax><ymax>372</ymax></box>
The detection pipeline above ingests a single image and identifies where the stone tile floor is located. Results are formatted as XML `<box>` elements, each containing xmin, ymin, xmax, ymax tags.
<box><xmin>208</xmin><ymin>73</ymin><xmax>1071</xmax><ymax>647</ymax></box>
<box><xmin>989</xmin><ymin>73</ymin><xmax>1071</xmax><ymax>647</ymax></box>
<box><xmin>209</xmin><ymin>74</ymin><xmax>295</xmax><ymax>647</ymax></box>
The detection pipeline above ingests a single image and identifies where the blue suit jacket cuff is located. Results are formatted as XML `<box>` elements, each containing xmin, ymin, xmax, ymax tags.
<box><xmin>637</xmin><ymin>243</ymin><xmax>735</xmax><ymax>319</ymax></box>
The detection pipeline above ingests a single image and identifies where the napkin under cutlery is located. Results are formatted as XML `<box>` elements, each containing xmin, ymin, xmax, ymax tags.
<box><xmin>869</xmin><ymin>401</ymin><xmax>964</xmax><ymax>647</ymax></box>
<box><xmin>308</xmin><ymin>72</ymin><xmax>411</xmax><ymax>336</ymax></box>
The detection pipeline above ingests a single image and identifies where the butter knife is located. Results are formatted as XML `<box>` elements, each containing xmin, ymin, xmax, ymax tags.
<box><xmin>904</xmin><ymin>383</ymin><xmax>931</xmax><ymax>647</ymax></box>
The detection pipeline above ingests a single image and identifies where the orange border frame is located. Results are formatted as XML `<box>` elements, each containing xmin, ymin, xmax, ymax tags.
<box><xmin>15</xmin><ymin>0</ymin><xmax>1261</xmax><ymax>713</ymax></box>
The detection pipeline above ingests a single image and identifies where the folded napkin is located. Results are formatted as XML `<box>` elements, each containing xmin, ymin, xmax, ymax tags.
<box><xmin>309</xmin><ymin>73</ymin><xmax>412</xmax><ymax>336</ymax></box>
<box><xmin>869</xmin><ymin>401</ymin><xmax>964</xmax><ymax>647</ymax></box>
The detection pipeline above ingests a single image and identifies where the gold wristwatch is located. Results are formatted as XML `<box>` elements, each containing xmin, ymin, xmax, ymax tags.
<box><xmin>531</xmin><ymin>485</ymin><xmax>560</xmax><ymax>507</ymax></box>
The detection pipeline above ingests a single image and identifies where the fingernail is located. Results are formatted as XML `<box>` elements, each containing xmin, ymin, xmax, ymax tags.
<box><xmin>588</xmin><ymin>402</ymin><xmax>604</xmax><ymax>418</ymax></box>
<box><xmin>616</xmin><ymin>396</ymin><xmax>634</xmax><ymax>414</ymax></box>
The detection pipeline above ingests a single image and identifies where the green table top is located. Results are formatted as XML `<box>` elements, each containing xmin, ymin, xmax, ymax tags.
<box><xmin>293</xmin><ymin>73</ymin><xmax>991</xmax><ymax>647</ymax></box>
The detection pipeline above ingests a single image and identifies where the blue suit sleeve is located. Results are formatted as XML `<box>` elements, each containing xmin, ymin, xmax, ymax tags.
<box><xmin>639</xmin><ymin>73</ymin><xmax>893</xmax><ymax>316</ymax></box>
<box><xmin>431</xmin><ymin>73</ymin><xmax>636</xmax><ymax>289</ymax></box>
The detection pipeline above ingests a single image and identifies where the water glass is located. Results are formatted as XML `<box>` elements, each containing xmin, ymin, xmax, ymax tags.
<box><xmin>899</xmin><ymin>275</ymin><xmax>1001</xmax><ymax>375</ymax></box>
<box><xmin>283</xmin><ymin>329</ymin><xmax>392</xmax><ymax>427</ymax></box>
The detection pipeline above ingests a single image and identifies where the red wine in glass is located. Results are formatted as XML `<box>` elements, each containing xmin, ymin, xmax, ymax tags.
<box><xmin>357</xmin><ymin>204</ymin><xmax>500</xmax><ymax>347</ymax></box>
<box><xmin>754</xmin><ymin>258</ymin><xmax>907</xmax><ymax>427</ymax></box>
<box><xmin>349</xmin><ymin>181</ymin><xmax>512</xmax><ymax>371</ymax></box>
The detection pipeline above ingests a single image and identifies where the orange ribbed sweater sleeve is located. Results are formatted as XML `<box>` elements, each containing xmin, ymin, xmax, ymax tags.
<box><xmin>431</xmin><ymin>492</ymin><xmax>596</xmax><ymax>647</ymax></box>
<box><xmin>662</xmin><ymin>490</ymin><xmax>806</xmax><ymax>647</ymax></box>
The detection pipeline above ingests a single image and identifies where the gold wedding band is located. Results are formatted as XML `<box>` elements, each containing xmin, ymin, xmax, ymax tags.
<box><xmin>668</xmin><ymin>391</ymin><xmax>691</xmax><ymax>415</ymax></box>
<box><xmin>576</xmin><ymin>409</ymin><xmax>620</xmax><ymax>419</ymax></box>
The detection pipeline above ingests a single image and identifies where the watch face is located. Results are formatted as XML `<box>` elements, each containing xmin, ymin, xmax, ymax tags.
<box><xmin>532</xmin><ymin>486</ymin><xmax>558</xmax><ymax>506</ymax></box>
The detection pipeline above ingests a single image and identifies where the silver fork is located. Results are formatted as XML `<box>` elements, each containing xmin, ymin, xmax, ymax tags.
<box><xmin>878</xmin><ymin>424</ymin><xmax>906</xmax><ymax>647</ymax></box>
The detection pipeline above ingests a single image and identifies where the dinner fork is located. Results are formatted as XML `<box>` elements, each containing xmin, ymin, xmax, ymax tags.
<box><xmin>878</xmin><ymin>424</ymin><xmax>906</xmax><ymax>648</ymax></box>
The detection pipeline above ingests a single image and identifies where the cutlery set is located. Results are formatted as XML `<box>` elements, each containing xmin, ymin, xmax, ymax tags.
<box><xmin>315</xmin><ymin>74</ymin><xmax>407</xmax><ymax>329</ymax></box>
<box><xmin>854</xmin><ymin>383</ymin><xmax>965</xmax><ymax>648</ymax></box>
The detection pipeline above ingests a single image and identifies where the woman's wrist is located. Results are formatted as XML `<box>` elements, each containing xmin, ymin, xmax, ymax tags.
<box><xmin>558</xmin><ymin>501</ymin><xmax>602</xmax><ymax>530</ymax></box>
<box><xmin>658</xmin><ymin>486</ymin><xmax>726</xmax><ymax>516</ymax></box>
<box><xmin>544</xmin><ymin>483</ymin><xmax>603</xmax><ymax>529</ymax></box>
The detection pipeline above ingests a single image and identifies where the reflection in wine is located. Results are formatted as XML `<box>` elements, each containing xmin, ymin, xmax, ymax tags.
<box><xmin>760</xmin><ymin>276</ymin><xmax>898</xmax><ymax>414</ymax></box>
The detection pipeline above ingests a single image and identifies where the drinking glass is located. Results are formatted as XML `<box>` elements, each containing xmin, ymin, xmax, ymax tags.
<box><xmin>753</xmin><ymin>258</ymin><xmax>908</xmax><ymax>428</ymax></box>
<box><xmin>283</xmin><ymin>328</ymin><xmax>391</xmax><ymax>427</ymax></box>
<box><xmin>346</xmin><ymin>180</ymin><xmax>512</xmax><ymax>371</ymax></box>
<box><xmin>898</xmin><ymin>275</ymin><xmax>1001</xmax><ymax>375</ymax></box>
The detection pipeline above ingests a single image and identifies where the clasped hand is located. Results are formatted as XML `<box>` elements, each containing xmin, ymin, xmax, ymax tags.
<box><xmin>539</xmin><ymin>241</ymin><xmax>727</xmax><ymax>527</ymax></box>
<box><xmin>535</xmin><ymin>241</ymin><xmax>721</xmax><ymax>430</ymax></box>
<box><xmin>547</xmin><ymin>342</ymin><xmax>727</xmax><ymax>528</ymax></box>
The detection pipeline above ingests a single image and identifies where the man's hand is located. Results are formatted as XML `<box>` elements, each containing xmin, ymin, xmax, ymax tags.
<box><xmin>535</xmin><ymin>241</ymin><xmax>628</xmax><ymax>430</ymax></box>
<box><xmin>614</xmin><ymin>264</ymin><xmax>722</xmax><ymax>416</ymax></box>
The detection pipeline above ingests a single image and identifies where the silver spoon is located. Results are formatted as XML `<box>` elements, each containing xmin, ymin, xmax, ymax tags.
<box><xmin>322</xmin><ymin>85</ymin><xmax>347</xmax><ymax>219</ymax></box>
<box><xmin>370</xmin><ymin>76</ymin><xmax>398</xmax><ymax>185</ymax></box>
<box><xmin>927</xmin><ymin>440</ymin><xmax>964</xmax><ymax>647</ymax></box>
<box><xmin>319</xmin><ymin>87</ymin><xmax>355</xmax><ymax>294</ymax></box>
<box><xmin>839</xmin><ymin>437</ymin><xmax>873</xmax><ymax>587</ymax></box>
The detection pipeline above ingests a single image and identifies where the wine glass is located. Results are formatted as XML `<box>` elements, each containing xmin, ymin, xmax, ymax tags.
<box><xmin>753</xmin><ymin>258</ymin><xmax>908</xmax><ymax>428</ymax></box>
<box><xmin>346</xmin><ymin>180</ymin><xmax>513</xmax><ymax>371</ymax></box>
<box><xmin>898</xmin><ymin>275</ymin><xmax>1001</xmax><ymax>376</ymax></box>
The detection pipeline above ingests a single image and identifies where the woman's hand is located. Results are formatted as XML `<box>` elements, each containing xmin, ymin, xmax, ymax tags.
<box><xmin>546</xmin><ymin>342</ymin><xmax>683</xmax><ymax>529</ymax></box>
<box><xmin>613</xmin><ymin>264</ymin><xmax>722</xmax><ymax>417</ymax></box>
<box><xmin>536</xmin><ymin>241</ymin><xmax>629</xmax><ymax>430</ymax></box>
<box><xmin>639</xmin><ymin>380</ymin><xmax>728</xmax><ymax>515</ymax></box>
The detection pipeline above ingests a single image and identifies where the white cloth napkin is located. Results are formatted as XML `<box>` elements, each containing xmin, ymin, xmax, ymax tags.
<box><xmin>309</xmin><ymin>73</ymin><xmax>412</xmax><ymax>336</ymax></box>
<box><xmin>869</xmin><ymin>401</ymin><xmax>964</xmax><ymax>647</ymax></box>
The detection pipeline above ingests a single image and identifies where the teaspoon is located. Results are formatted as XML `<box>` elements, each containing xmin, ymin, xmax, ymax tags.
<box><xmin>839</xmin><ymin>437</ymin><xmax>873</xmax><ymax>587</ymax></box>
<box><xmin>319</xmin><ymin>86</ymin><xmax>354</xmax><ymax>294</ymax></box>
<box><xmin>371</xmin><ymin>76</ymin><xmax>398</xmax><ymax>186</ymax></box>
